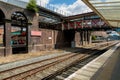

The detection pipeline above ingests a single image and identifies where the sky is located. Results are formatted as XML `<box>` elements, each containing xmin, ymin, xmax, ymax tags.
<box><xmin>21</xmin><ymin>0</ymin><xmax>92</xmax><ymax>16</ymax></box>
<box><xmin>49</xmin><ymin>0</ymin><xmax>77</xmax><ymax>5</ymax></box>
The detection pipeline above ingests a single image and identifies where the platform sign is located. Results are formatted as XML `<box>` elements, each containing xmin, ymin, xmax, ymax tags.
<box><xmin>31</xmin><ymin>31</ymin><xmax>42</xmax><ymax>37</ymax></box>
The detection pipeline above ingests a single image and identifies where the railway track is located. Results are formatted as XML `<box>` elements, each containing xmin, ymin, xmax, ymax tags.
<box><xmin>42</xmin><ymin>42</ymin><xmax>118</xmax><ymax>80</ymax></box>
<box><xmin>0</xmin><ymin>41</ymin><xmax>117</xmax><ymax>80</ymax></box>
<box><xmin>0</xmin><ymin>49</ymin><xmax>93</xmax><ymax>80</ymax></box>
<box><xmin>27</xmin><ymin>50</ymin><xmax>95</xmax><ymax>80</ymax></box>
<box><xmin>45</xmin><ymin>49</ymin><xmax>106</xmax><ymax>80</ymax></box>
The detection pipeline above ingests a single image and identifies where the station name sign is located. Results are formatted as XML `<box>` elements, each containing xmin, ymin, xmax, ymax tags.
<box><xmin>31</xmin><ymin>31</ymin><xmax>42</xmax><ymax>37</ymax></box>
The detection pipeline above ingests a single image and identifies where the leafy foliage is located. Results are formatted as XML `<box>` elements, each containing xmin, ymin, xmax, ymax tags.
<box><xmin>26</xmin><ymin>0</ymin><xmax>38</xmax><ymax>12</ymax></box>
<box><xmin>92</xmin><ymin>35</ymin><xmax>96</xmax><ymax>40</ymax></box>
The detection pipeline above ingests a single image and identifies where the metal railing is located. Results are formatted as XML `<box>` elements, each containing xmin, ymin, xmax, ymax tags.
<box><xmin>39</xmin><ymin>1</ymin><xmax>72</xmax><ymax>16</ymax></box>
<box><xmin>0</xmin><ymin>0</ymin><xmax>71</xmax><ymax>16</ymax></box>
<box><xmin>0</xmin><ymin>0</ymin><xmax>27</xmax><ymax>8</ymax></box>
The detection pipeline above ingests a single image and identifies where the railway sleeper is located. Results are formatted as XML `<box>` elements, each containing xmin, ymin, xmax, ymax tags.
<box><xmin>43</xmin><ymin>44</ymin><xmax>116</xmax><ymax>80</ymax></box>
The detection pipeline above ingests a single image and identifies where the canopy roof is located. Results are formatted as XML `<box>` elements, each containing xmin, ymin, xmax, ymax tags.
<box><xmin>82</xmin><ymin>0</ymin><xmax>120</xmax><ymax>27</ymax></box>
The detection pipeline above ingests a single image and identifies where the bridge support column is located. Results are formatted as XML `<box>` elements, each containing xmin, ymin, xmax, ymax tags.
<box><xmin>87</xmin><ymin>31</ymin><xmax>89</xmax><ymax>44</ymax></box>
<box><xmin>83</xmin><ymin>31</ymin><xmax>86</xmax><ymax>46</ymax></box>
<box><xmin>88</xmin><ymin>31</ymin><xmax>92</xmax><ymax>44</ymax></box>
<box><xmin>85</xmin><ymin>31</ymin><xmax>88</xmax><ymax>45</ymax></box>
<box><xmin>4</xmin><ymin>23</ymin><xmax>12</xmax><ymax>56</ymax></box>
<box><xmin>80</xmin><ymin>31</ymin><xmax>83</xmax><ymax>46</ymax></box>
<box><xmin>75</xmin><ymin>31</ymin><xmax>80</xmax><ymax>47</ymax></box>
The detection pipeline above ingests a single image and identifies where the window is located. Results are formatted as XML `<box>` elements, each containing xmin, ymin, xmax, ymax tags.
<box><xmin>11</xmin><ymin>12</ymin><xmax>27</xmax><ymax>47</ymax></box>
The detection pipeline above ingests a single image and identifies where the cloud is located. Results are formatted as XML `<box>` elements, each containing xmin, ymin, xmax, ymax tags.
<box><xmin>68</xmin><ymin>0</ymin><xmax>92</xmax><ymax>15</ymax></box>
<box><xmin>20</xmin><ymin>0</ymin><xmax>50</xmax><ymax>5</ymax></box>
<box><xmin>50</xmin><ymin>0</ymin><xmax>92</xmax><ymax>16</ymax></box>
<box><xmin>21</xmin><ymin>0</ymin><xmax>92</xmax><ymax>16</ymax></box>
<box><xmin>37</xmin><ymin>0</ymin><xmax>50</xmax><ymax>6</ymax></box>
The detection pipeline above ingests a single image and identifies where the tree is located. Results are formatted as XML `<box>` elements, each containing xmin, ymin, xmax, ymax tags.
<box><xmin>26</xmin><ymin>0</ymin><xmax>38</xmax><ymax>12</ymax></box>
<box><xmin>92</xmin><ymin>35</ymin><xmax>96</xmax><ymax>40</ymax></box>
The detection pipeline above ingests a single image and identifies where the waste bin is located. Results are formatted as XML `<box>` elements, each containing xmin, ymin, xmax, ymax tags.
<box><xmin>71</xmin><ymin>41</ymin><xmax>75</xmax><ymax>48</ymax></box>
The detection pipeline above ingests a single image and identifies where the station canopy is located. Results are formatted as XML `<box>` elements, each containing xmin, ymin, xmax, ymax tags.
<box><xmin>82</xmin><ymin>0</ymin><xmax>120</xmax><ymax>27</ymax></box>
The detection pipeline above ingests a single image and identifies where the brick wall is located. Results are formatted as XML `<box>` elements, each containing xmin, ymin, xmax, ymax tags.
<box><xmin>0</xmin><ymin>1</ymin><xmax>82</xmax><ymax>55</ymax></box>
<box><xmin>0</xmin><ymin>48</ymin><xmax>4</xmax><ymax>56</ymax></box>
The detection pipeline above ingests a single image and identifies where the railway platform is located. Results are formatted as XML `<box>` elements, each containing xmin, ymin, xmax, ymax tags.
<box><xmin>65</xmin><ymin>42</ymin><xmax>120</xmax><ymax>80</ymax></box>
